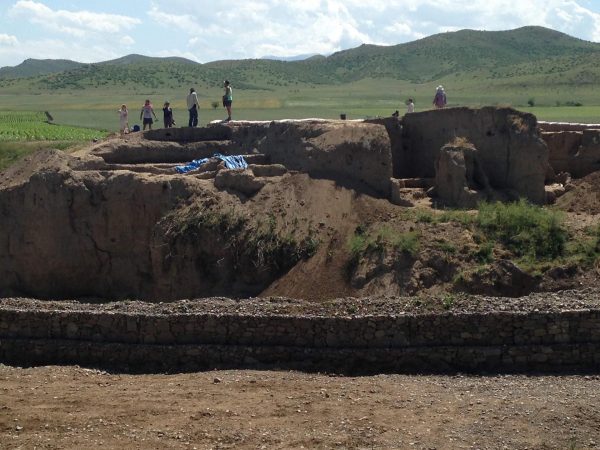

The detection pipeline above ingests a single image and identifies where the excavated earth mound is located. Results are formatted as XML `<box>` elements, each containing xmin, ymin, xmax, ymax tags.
<box><xmin>556</xmin><ymin>170</ymin><xmax>600</xmax><ymax>215</ymax></box>
<box><xmin>0</xmin><ymin>112</ymin><xmax>598</xmax><ymax>302</ymax></box>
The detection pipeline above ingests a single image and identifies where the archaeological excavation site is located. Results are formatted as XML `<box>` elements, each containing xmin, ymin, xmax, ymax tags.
<box><xmin>1</xmin><ymin>106</ymin><xmax>599</xmax><ymax>373</ymax></box>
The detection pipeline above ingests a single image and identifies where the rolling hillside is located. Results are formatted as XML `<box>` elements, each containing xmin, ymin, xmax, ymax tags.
<box><xmin>2</xmin><ymin>25</ymin><xmax>600</xmax><ymax>128</ymax></box>
<box><xmin>1</xmin><ymin>26</ymin><xmax>600</xmax><ymax>91</ymax></box>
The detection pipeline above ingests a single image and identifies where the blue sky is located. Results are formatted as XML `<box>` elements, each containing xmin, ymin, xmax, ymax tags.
<box><xmin>1</xmin><ymin>0</ymin><xmax>600</xmax><ymax>67</ymax></box>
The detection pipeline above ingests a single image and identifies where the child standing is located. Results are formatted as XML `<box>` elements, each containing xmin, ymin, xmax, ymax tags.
<box><xmin>140</xmin><ymin>99</ymin><xmax>158</xmax><ymax>130</ymax></box>
<box><xmin>118</xmin><ymin>104</ymin><xmax>129</xmax><ymax>136</ymax></box>
<box><xmin>162</xmin><ymin>101</ymin><xmax>175</xmax><ymax>128</ymax></box>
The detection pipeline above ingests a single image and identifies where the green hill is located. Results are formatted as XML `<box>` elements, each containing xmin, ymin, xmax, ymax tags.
<box><xmin>0</xmin><ymin>58</ymin><xmax>84</xmax><ymax>78</ymax></box>
<box><xmin>2</xmin><ymin>26</ymin><xmax>600</xmax><ymax>91</ymax></box>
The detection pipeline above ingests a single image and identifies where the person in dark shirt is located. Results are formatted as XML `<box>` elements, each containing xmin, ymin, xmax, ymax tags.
<box><xmin>162</xmin><ymin>101</ymin><xmax>175</xmax><ymax>128</ymax></box>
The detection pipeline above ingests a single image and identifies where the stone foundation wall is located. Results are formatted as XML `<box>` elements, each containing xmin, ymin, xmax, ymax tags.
<box><xmin>2</xmin><ymin>307</ymin><xmax>599</xmax><ymax>373</ymax></box>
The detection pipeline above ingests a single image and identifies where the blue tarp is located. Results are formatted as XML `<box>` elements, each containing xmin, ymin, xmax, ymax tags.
<box><xmin>175</xmin><ymin>157</ymin><xmax>209</xmax><ymax>174</ymax></box>
<box><xmin>218</xmin><ymin>154</ymin><xmax>248</xmax><ymax>170</ymax></box>
<box><xmin>175</xmin><ymin>153</ymin><xmax>248</xmax><ymax>174</ymax></box>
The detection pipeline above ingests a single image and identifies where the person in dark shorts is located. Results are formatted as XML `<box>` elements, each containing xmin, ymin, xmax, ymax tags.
<box><xmin>222</xmin><ymin>80</ymin><xmax>233</xmax><ymax>122</ymax></box>
<box><xmin>162</xmin><ymin>101</ymin><xmax>175</xmax><ymax>128</ymax></box>
<box><xmin>140</xmin><ymin>99</ymin><xmax>158</xmax><ymax>130</ymax></box>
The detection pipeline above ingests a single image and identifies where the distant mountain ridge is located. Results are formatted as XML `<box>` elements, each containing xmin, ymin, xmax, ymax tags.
<box><xmin>0</xmin><ymin>58</ymin><xmax>84</xmax><ymax>78</ymax></box>
<box><xmin>2</xmin><ymin>26</ymin><xmax>600</xmax><ymax>91</ymax></box>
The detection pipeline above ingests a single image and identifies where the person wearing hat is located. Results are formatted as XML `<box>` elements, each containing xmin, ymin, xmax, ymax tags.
<box><xmin>433</xmin><ymin>85</ymin><xmax>447</xmax><ymax>109</ymax></box>
<box><xmin>162</xmin><ymin>101</ymin><xmax>175</xmax><ymax>128</ymax></box>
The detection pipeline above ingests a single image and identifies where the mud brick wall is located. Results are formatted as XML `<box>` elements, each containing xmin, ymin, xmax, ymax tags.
<box><xmin>1</xmin><ymin>308</ymin><xmax>600</xmax><ymax>373</ymax></box>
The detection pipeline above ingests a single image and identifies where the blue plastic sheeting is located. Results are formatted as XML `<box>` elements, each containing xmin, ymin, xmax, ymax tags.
<box><xmin>175</xmin><ymin>157</ymin><xmax>209</xmax><ymax>174</ymax></box>
<box><xmin>175</xmin><ymin>153</ymin><xmax>248</xmax><ymax>174</ymax></box>
<box><xmin>216</xmin><ymin>153</ymin><xmax>248</xmax><ymax>169</ymax></box>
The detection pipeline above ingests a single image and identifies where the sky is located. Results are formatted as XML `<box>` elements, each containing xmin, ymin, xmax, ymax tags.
<box><xmin>1</xmin><ymin>0</ymin><xmax>600</xmax><ymax>68</ymax></box>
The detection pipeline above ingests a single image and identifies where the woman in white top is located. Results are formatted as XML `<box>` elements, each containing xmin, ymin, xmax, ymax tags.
<box><xmin>118</xmin><ymin>104</ymin><xmax>129</xmax><ymax>136</ymax></box>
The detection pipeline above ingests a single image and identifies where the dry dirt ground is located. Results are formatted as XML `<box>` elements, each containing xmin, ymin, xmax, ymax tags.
<box><xmin>1</xmin><ymin>365</ymin><xmax>600</xmax><ymax>450</ymax></box>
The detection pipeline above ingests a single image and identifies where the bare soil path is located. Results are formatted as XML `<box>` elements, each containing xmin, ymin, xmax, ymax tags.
<box><xmin>1</xmin><ymin>365</ymin><xmax>599</xmax><ymax>449</ymax></box>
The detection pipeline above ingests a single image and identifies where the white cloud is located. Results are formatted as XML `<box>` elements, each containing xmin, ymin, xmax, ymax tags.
<box><xmin>2</xmin><ymin>0</ymin><xmax>600</xmax><ymax>67</ymax></box>
<box><xmin>0</xmin><ymin>38</ymin><xmax>120</xmax><ymax>65</ymax></box>
<box><xmin>9</xmin><ymin>1</ymin><xmax>141</xmax><ymax>37</ymax></box>
<box><xmin>0</xmin><ymin>34</ymin><xmax>19</xmax><ymax>46</ymax></box>
<box><xmin>120</xmin><ymin>35</ymin><xmax>135</xmax><ymax>46</ymax></box>
<box><xmin>153</xmin><ymin>49</ymin><xmax>200</xmax><ymax>62</ymax></box>
<box><xmin>384</xmin><ymin>22</ymin><xmax>417</xmax><ymax>37</ymax></box>
<box><xmin>147</xmin><ymin>6</ymin><xmax>198</xmax><ymax>30</ymax></box>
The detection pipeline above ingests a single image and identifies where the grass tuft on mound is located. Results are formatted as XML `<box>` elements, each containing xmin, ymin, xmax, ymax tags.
<box><xmin>476</xmin><ymin>199</ymin><xmax>567</xmax><ymax>260</ymax></box>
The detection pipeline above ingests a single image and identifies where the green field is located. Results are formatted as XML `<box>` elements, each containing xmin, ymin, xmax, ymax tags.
<box><xmin>0</xmin><ymin>111</ymin><xmax>107</xmax><ymax>169</ymax></box>
<box><xmin>0</xmin><ymin>111</ymin><xmax>107</xmax><ymax>140</ymax></box>
<box><xmin>1</xmin><ymin>77</ymin><xmax>599</xmax><ymax>135</ymax></box>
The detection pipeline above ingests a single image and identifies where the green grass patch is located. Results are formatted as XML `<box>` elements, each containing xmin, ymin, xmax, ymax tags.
<box><xmin>348</xmin><ymin>225</ymin><xmax>420</xmax><ymax>266</ymax></box>
<box><xmin>409</xmin><ymin>208</ymin><xmax>475</xmax><ymax>226</ymax></box>
<box><xmin>564</xmin><ymin>224</ymin><xmax>600</xmax><ymax>267</ymax></box>
<box><xmin>473</xmin><ymin>241</ymin><xmax>495</xmax><ymax>263</ymax></box>
<box><xmin>434</xmin><ymin>239</ymin><xmax>457</xmax><ymax>254</ymax></box>
<box><xmin>476</xmin><ymin>199</ymin><xmax>567</xmax><ymax>260</ymax></box>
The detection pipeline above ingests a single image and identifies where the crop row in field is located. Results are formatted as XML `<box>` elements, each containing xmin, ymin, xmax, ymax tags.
<box><xmin>0</xmin><ymin>111</ymin><xmax>107</xmax><ymax>141</ymax></box>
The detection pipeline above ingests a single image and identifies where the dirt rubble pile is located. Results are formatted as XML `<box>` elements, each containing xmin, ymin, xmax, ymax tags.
<box><xmin>0</xmin><ymin>108</ymin><xmax>597</xmax><ymax>301</ymax></box>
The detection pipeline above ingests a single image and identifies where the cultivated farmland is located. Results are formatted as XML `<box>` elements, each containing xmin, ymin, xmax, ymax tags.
<box><xmin>0</xmin><ymin>111</ymin><xmax>106</xmax><ymax>141</ymax></box>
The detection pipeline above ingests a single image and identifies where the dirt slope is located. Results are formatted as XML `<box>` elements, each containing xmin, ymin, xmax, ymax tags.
<box><xmin>556</xmin><ymin>170</ymin><xmax>600</xmax><ymax>214</ymax></box>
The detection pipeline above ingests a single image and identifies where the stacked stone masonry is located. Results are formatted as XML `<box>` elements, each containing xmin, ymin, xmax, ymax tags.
<box><xmin>1</xmin><ymin>305</ymin><xmax>600</xmax><ymax>373</ymax></box>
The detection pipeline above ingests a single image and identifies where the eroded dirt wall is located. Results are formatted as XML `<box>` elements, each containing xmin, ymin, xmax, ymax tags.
<box><xmin>0</xmin><ymin>154</ymin><xmax>196</xmax><ymax>299</ymax></box>
<box><xmin>398</xmin><ymin>107</ymin><xmax>548</xmax><ymax>203</ymax></box>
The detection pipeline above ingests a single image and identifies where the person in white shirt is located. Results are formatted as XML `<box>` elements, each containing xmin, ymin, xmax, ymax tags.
<box><xmin>407</xmin><ymin>98</ymin><xmax>415</xmax><ymax>114</ymax></box>
<box><xmin>187</xmin><ymin>87</ymin><xmax>200</xmax><ymax>127</ymax></box>
<box><xmin>139</xmin><ymin>99</ymin><xmax>158</xmax><ymax>131</ymax></box>
<box><xmin>118</xmin><ymin>104</ymin><xmax>129</xmax><ymax>136</ymax></box>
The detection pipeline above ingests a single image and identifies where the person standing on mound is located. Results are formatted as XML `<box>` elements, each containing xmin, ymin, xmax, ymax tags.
<box><xmin>187</xmin><ymin>87</ymin><xmax>200</xmax><ymax>127</ymax></box>
<box><xmin>140</xmin><ymin>99</ymin><xmax>158</xmax><ymax>130</ymax></box>
<box><xmin>222</xmin><ymin>80</ymin><xmax>233</xmax><ymax>122</ymax></box>
<box><xmin>432</xmin><ymin>86</ymin><xmax>447</xmax><ymax>109</ymax></box>
<box><xmin>162</xmin><ymin>101</ymin><xmax>175</xmax><ymax>128</ymax></box>
<box><xmin>118</xmin><ymin>104</ymin><xmax>129</xmax><ymax>136</ymax></box>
